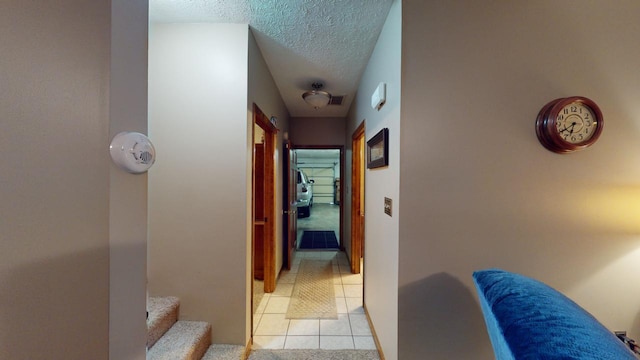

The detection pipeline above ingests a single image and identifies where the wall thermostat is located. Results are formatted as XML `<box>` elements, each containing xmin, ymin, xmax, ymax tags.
<box><xmin>109</xmin><ymin>131</ymin><xmax>156</xmax><ymax>174</ymax></box>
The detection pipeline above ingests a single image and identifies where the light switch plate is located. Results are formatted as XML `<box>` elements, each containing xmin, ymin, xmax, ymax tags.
<box><xmin>384</xmin><ymin>197</ymin><xmax>392</xmax><ymax>216</ymax></box>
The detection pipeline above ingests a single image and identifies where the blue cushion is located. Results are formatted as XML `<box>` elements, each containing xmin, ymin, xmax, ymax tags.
<box><xmin>473</xmin><ymin>269</ymin><xmax>635</xmax><ymax>360</ymax></box>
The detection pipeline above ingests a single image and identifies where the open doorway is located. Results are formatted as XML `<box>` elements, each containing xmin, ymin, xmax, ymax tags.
<box><xmin>252</xmin><ymin>143</ymin><xmax>374</xmax><ymax>350</ymax></box>
<box><xmin>294</xmin><ymin>147</ymin><xmax>343</xmax><ymax>251</ymax></box>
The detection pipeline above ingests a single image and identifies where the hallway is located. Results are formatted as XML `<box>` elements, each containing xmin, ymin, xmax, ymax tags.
<box><xmin>252</xmin><ymin>250</ymin><xmax>373</xmax><ymax>350</ymax></box>
<box><xmin>296</xmin><ymin>203</ymin><xmax>341</xmax><ymax>245</ymax></box>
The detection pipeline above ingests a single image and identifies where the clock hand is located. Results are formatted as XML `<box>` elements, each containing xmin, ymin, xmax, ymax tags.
<box><xmin>558</xmin><ymin>123</ymin><xmax>574</xmax><ymax>134</ymax></box>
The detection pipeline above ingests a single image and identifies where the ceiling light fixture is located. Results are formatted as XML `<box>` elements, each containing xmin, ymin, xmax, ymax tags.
<box><xmin>302</xmin><ymin>82</ymin><xmax>331</xmax><ymax>109</ymax></box>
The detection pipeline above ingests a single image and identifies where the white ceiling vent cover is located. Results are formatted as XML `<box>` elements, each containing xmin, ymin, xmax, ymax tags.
<box><xmin>329</xmin><ymin>95</ymin><xmax>344</xmax><ymax>105</ymax></box>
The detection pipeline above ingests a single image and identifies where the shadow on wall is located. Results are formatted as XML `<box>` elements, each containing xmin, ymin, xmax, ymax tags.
<box><xmin>633</xmin><ymin>311</ymin><xmax>640</xmax><ymax>340</ymax></box>
<box><xmin>398</xmin><ymin>272</ymin><xmax>494</xmax><ymax>359</ymax></box>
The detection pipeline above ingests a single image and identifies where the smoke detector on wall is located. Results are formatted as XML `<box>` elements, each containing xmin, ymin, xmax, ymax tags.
<box><xmin>109</xmin><ymin>131</ymin><xmax>156</xmax><ymax>174</ymax></box>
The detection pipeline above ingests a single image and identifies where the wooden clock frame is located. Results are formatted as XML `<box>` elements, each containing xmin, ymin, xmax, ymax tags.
<box><xmin>535</xmin><ymin>96</ymin><xmax>604</xmax><ymax>154</ymax></box>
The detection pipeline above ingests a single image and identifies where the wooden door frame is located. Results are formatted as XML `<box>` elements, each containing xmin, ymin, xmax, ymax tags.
<box><xmin>292</xmin><ymin>144</ymin><xmax>345</xmax><ymax>249</ymax></box>
<box><xmin>350</xmin><ymin>121</ymin><xmax>365</xmax><ymax>274</ymax></box>
<box><xmin>252</xmin><ymin>104</ymin><xmax>277</xmax><ymax>293</ymax></box>
<box><xmin>282</xmin><ymin>140</ymin><xmax>296</xmax><ymax>271</ymax></box>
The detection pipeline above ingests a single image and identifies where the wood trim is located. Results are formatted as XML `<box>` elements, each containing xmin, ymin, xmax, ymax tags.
<box><xmin>253</xmin><ymin>104</ymin><xmax>276</xmax><ymax>293</ymax></box>
<box><xmin>283</xmin><ymin>140</ymin><xmax>297</xmax><ymax>271</ymax></box>
<box><xmin>350</xmin><ymin>121</ymin><xmax>365</xmax><ymax>274</ymax></box>
<box><xmin>242</xmin><ymin>339</ymin><xmax>252</xmax><ymax>360</ymax></box>
<box><xmin>263</xmin><ymin>130</ymin><xmax>276</xmax><ymax>293</ymax></box>
<box><xmin>339</xmin><ymin>147</ymin><xmax>345</xmax><ymax>251</ymax></box>
<box><xmin>364</xmin><ymin>303</ymin><xmax>385</xmax><ymax>360</ymax></box>
<box><xmin>255</xmin><ymin>107</ymin><xmax>279</xmax><ymax>133</ymax></box>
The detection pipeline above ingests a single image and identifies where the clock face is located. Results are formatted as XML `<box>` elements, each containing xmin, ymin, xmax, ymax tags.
<box><xmin>535</xmin><ymin>96</ymin><xmax>603</xmax><ymax>154</ymax></box>
<box><xmin>555</xmin><ymin>102</ymin><xmax>597</xmax><ymax>144</ymax></box>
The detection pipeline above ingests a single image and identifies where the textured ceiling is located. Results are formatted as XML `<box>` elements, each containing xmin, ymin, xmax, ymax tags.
<box><xmin>150</xmin><ymin>0</ymin><xmax>394</xmax><ymax>117</ymax></box>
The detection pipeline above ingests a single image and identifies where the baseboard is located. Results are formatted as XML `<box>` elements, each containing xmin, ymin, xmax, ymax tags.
<box><xmin>242</xmin><ymin>339</ymin><xmax>252</xmax><ymax>360</ymax></box>
<box><xmin>364</xmin><ymin>304</ymin><xmax>385</xmax><ymax>360</ymax></box>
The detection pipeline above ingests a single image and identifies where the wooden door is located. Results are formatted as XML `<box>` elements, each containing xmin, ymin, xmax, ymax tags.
<box><xmin>282</xmin><ymin>141</ymin><xmax>297</xmax><ymax>270</ymax></box>
<box><xmin>351</xmin><ymin>122</ymin><xmax>365</xmax><ymax>274</ymax></box>
<box><xmin>252</xmin><ymin>104</ymin><xmax>277</xmax><ymax>292</ymax></box>
<box><xmin>254</xmin><ymin>143</ymin><xmax>265</xmax><ymax>280</ymax></box>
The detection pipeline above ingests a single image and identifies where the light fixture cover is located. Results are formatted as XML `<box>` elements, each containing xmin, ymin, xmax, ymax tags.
<box><xmin>302</xmin><ymin>90</ymin><xmax>331</xmax><ymax>109</ymax></box>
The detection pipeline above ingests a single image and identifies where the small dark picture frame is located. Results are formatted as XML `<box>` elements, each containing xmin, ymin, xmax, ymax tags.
<box><xmin>367</xmin><ymin>128</ymin><xmax>389</xmax><ymax>169</ymax></box>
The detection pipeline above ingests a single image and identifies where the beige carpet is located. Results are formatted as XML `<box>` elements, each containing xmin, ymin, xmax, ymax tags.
<box><xmin>248</xmin><ymin>349</ymin><xmax>380</xmax><ymax>360</ymax></box>
<box><xmin>285</xmin><ymin>259</ymin><xmax>337</xmax><ymax>319</ymax></box>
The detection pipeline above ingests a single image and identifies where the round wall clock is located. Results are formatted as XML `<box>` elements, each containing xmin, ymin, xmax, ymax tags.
<box><xmin>535</xmin><ymin>96</ymin><xmax>603</xmax><ymax>154</ymax></box>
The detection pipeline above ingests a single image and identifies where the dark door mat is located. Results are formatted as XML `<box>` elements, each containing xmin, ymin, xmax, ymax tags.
<box><xmin>299</xmin><ymin>231</ymin><xmax>339</xmax><ymax>249</ymax></box>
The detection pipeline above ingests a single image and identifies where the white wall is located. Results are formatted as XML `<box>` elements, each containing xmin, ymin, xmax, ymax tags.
<box><xmin>345</xmin><ymin>1</ymin><xmax>401</xmax><ymax>358</ymax></box>
<box><xmin>148</xmin><ymin>23</ymin><xmax>250</xmax><ymax>345</ymax></box>
<box><xmin>1</xmin><ymin>0</ymin><xmax>147</xmax><ymax>358</ymax></box>
<box><xmin>109</xmin><ymin>1</ymin><xmax>149</xmax><ymax>359</ymax></box>
<box><xmin>290</xmin><ymin>117</ymin><xmax>346</xmax><ymax>146</ymax></box>
<box><xmin>248</xmin><ymin>30</ymin><xmax>291</xmax><ymax>285</ymax></box>
<box><xmin>399</xmin><ymin>1</ymin><xmax>640</xmax><ymax>359</ymax></box>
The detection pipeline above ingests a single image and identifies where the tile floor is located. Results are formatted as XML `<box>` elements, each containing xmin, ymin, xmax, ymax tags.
<box><xmin>252</xmin><ymin>250</ymin><xmax>374</xmax><ymax>350</ymax></box>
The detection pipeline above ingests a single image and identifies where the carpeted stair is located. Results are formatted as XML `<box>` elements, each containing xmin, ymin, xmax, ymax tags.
<box><xmin>147</xmin><ymin>296</ymin><xmax>378</xmax><ymax>360</ymax></box>
<box><xmin>147</xmin><ymin>296</ymin><xmax>246</xmax><ymax>360</ymax></box>
<box><xmin>147</xmin><ymin>296</ymin><xmax>180</xmax><ymax>349</ymax></box>
<box><xmin>147</xmin><ymin>296</ymin><xmax>212</xmax><ymax>360</ymax></box>
<box><xmin>201</xmin><ymin>344</ymin><xmax>246</xmax><ymax>360</ymax></box>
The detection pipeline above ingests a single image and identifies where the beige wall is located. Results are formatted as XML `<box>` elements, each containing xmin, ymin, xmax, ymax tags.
<box><xmin>290</xmin><ymin>117</ymin><xmax>346</xmax><ymax>146</ymax></box>
<box><xmin>399</xmin><ymin>1</ymin><xmax>640</xmax><ymax>359</ymax></box>
<box><xmin>148</xmin><ymin>23</ymin><xmax>250</xmax><ymax>345</ymax></box>
<box><xmin>1</xmin><ymin>0</ymin><xmax>147</xmax><ymax>358</ymax></box>
<box><xmin>109</xmin><ymin>1</ymin><xmax>149</xmax><ymax>359</ymax></box>
<box><xmin>248</xmin><ymin>28</ymin><xmax>291</xmax><ymax>329</ymax></box>
<box><xmin>345</xmin><ymin>1</ymin><xmax>402</xmax><ymax>358</ymax></box>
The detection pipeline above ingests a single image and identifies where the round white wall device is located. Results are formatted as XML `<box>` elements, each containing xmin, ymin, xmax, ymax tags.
<box><xmin>109</xmin><ymin>131</ymin><xmax>156</xmax><ymax>174</ymax></box>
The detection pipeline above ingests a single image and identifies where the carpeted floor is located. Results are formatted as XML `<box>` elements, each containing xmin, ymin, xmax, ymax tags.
<box><xmin>299</xmin><ymin>230</ymin><xmax>339</xmax><ymax>249</ymax></box>
<box><xmin>286</xmin><ymin>259</ymin><xmax>337</xmax><ymax>319</ymax></box>
<box><xmin>248</xmin><ymin>349</ymin><xmax>381</xmax><ymax>360</ymax></box>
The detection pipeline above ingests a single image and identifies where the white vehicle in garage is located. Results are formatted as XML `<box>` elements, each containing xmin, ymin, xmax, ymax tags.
<box><xmin>296</xmin><ymin>169</ymin><xmax>313</xmax><ymax>217</ymax></box>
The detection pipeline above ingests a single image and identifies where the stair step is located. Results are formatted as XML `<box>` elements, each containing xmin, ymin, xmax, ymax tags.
<box><xmin>147</xmin><ymin>320</ymin><xmax>212</xmax><ymax>360</ymax></box>
<box><xmin>201</xmin><ymin>344</ymin><xmax>246</xmax><ymax>360</ymax></box>
<box><xmin>147</xmin><ymin>296</ymin><xmax>180</xmax><ymax>349</ymax></box>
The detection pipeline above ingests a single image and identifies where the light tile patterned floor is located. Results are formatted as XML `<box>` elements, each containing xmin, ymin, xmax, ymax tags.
<box><xmin>253</xmin><ymin>251</ymin><xmax>375</xmax><ymax>350</ymax></box>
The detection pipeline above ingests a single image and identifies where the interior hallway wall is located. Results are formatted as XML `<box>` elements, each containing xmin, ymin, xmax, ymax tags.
<box><xmin>1</xmin><ymin>0</ymin><xmax>148</xmax><ymax>358</ymax></box>
<box><xmin>345</xmin><ymin>0</ymin><xmax>402</xmax><ymax>358</ymax></box>
<box><xmin>109</xmin><ymin>0</ymin><xmax>149</xmax><ymax>359</ymax></box>
<box><xmin>399</xmin><ymin>1</ymin><xmax>640</xmax><ymax>359</ymax></box>
<box><xmin>248</xmin><ymin>28</ymin><xmax>291</xmax><ymax>304</ymax></box>
<box><xmin>290</xmin><ymin>117</ymin><xmax>346</xmax><ymax>146</ymax></box>
<box><xmin>148</xmin><ymin>23</ymin><xmax>250</xmax><ymax>345</ymax></box>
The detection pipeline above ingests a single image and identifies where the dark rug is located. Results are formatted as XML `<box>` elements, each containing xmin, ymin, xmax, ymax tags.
<box><xmin>299</xmin><ymin>231</ymin><xmax>339</xmax><ymax>249</ymax></box>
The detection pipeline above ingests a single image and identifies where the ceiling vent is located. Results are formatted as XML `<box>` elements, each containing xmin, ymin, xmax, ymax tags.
<box><xmin>328</xmin><ymin>95</ymin><xmax>344</xmax><ymax>106</ymax></box>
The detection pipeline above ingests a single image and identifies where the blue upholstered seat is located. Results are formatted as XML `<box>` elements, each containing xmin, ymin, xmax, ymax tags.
<box><xmin>473</xmin><ymin>269</ymin><xmax>636</xmax><ymax>359</ymax></box>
